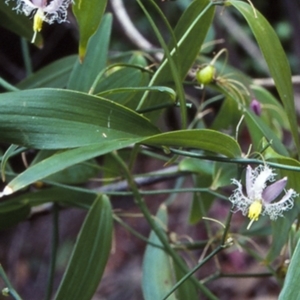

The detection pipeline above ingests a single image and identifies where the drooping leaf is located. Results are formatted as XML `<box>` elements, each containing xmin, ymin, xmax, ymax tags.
<box><xmin>138</xmin><ymin>0</ymin><xmax>215</xmax><ymax>120</ymax></box>
<box><xmin>72</xmin><ymin>0</ymin><xmax>108</xmax><ymax>60</ymax></box>
<box><xmin>230</xmin><ymin>0</ymin><xmax>300</xmax><ymax>155</ymax></box>
<box><xmin>68</xmin><ymin>14</ymin><xmax>112</xmax><ymax>92</ymax></box>
<box><xmin>2</xmin><ymin>139</ymin><xmax>142</xmax><ymax>194</ymax></box>
<box><xmin>55</xmin><ymin>195</ymin><xmax>113</xmax><ymax>300</ymax></box>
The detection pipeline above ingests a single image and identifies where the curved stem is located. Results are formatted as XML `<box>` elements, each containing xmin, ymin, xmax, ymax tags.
<box><xmin>111</xmin><ymin>151</ymin><xmax>218</xmax><ymax>299</ymax></box>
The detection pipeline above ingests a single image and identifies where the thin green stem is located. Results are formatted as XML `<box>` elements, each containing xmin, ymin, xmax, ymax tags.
<box><xmin>137</xmin><ymin>0</ymin><xmax>187</xmax><ymax>129</ymax></box>
<box><xmin>113</xmin><ymin>215</ymin><xmax>164</xmax><ymax>249</ymax></box>
<box><xmin>0</xmin><ymin>265</ymin><xmax>23</xmax><ymax>300</ymax></box>
<box><xmin>45</xmin><ymin>204</ymin><xmax>59</xmax><ymax>300</ymax></box>
<box><xmin>46</xmin><ymin>180</ymin><xmax>228</xmax><ymax>200</ymax></box>
<box><xmin>0</xmin><ymin>77</ymin><xmax>19</xmax><ymax>92</ymax></box>
<box><xmin>111</xmin><ymin>152</ymin><xmax>218</xmax><ymax>299</ymax></box>
<box><xmin>21</xmin><ymin>38</ymin><xmax>32</xmax><ymax>76</ymax></box>
<box><xmin>221</xmin><ymin>208</ymin><xmax>234</xmax><ymax>245</ymax></box>
<box><xmin>162</xmin><ymin>245</ymin><xmax>223</xmax><ymax>300</ymax></box>
<box><xmin>169</xmin><ymin>148</ymin><xmax>300</xmax><ymax>172</ymax></box>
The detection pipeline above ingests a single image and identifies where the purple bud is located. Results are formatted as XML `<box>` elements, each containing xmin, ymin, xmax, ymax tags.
<box><xmin>250</xmin><ymin>99</ymin><xmax>262</xmax><ymax>116</ymax></box>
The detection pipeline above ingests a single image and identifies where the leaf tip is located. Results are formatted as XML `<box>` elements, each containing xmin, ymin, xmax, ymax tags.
<box><xmin>0</xmin><ymin>186</ymin><xmax>14</xmax><ymax>198</ymax></box>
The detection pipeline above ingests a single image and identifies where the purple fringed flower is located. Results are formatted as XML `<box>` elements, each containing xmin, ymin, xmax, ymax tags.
<box><xmin>6</xmin><ymin>0</ymin><xmax>74</xmax><ymax>43</ymax></box>
<box><xmin>229</xmin><ymin>165</ymin><xmax>297</xmax><ymax>229</ymax></box>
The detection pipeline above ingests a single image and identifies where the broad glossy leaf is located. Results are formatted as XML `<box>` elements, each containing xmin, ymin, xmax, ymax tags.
<box><xmin>55</xmin><ymin>195</ymin><xmax>112</xmax><ymax>300</ymax></box>
<box><xmin>0</xmin><ymin>88</ymin><xmax>160</xmax><ymax>149</ymax></box>
<box><xmin>230</xmin><ymin>0</ymin><xmax>300</xmax><ymax>154</ymax></box>
<box><xmin>17</xmin><ymin>56</ymin><xmax>77</xmax><ymax>89</ymax></box>
<box><xmin>278</xmin><ymin>239</ymin><xmax>300</xmax><ymax>300</ymax></box>
<box><xmin>0</xmin><ymin>1</ymin><xmax>42</xmax><ymax>46</ymax></box>
<box><xmin>73</xmin><ymin>0</ymin><xmax>108</xmax><ymax>60</ymax></box>
<box><xmin>68</xmin><ymin>14</ymin><xmax>111</xmax><ymax>92</ymax></box>
<box><xmin>144</xmin><ymin>129</ymin><xmax>242</xmax><ymax>158</ymax></box>
<box><xmin>142</xmin><ymin>204</ymin><xmax>177</xmax><ymax>300</ymax></box>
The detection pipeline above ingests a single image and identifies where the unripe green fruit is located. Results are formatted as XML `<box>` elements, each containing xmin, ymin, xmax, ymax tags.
<box><xmin>196</xmin><ymin>65</ymin><xmax>215</xmax><ymax>85</ymax></box>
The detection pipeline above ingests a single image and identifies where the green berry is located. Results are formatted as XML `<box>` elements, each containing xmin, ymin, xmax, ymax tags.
<box><xmin>196</xmin><ymin>65</ymin><xmax>215</xmax><ymax>85</ymax></box>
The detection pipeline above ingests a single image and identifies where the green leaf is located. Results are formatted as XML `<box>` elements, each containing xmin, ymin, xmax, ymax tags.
<box><xmin>73</xmin><ymin>0</ymin><xmax>108</xmax><ymax>60</ymax></box>
<box><xmin>230</xmin><ymin>0</ymin><xmax>300</xmax><ymax>155</ymax></box>
<box><xmin>213</xmin><ymin>82</ymin><xmax>288</xmax><ymax>155</ymax></box>
<box><xmin>68</xmin><ymin>14</ymin><xmax>112</xmax><ymax>92</ymax></box>
<box><xmin>0</xmin><ymin>1</ymin><xmax>42</xmax><ymax>46</ymax></box>
<box><xmin>1</xmin><ymin>144</ymin><xmax>19</xmax><ymax>182</ymax></box>
<box><xmin>144</xmin><ymin>129</ymin><xmax>242</xmax><ymax>158</ymax></box>
<box><xmin>0</xmin><ymin>88</ymin><xmax>160</xmax><ymax>149</ymax></box>
<box><xmin>139</xmin><ymin>0</ymin><xmax>215</xmax><ymax>119</ymax></box>
<box><xmin>173</xmin><ymin>262</ymin><xmax>199</xmax><ymax>300</ymax></box>
<box><xmin>262</xmin><ymin>147</ymin><xmax>300</xmax><ymax>262</ymax></box>
<box><xmin>142</xmin><ymin>204</ymin><xmax>177</xmax><ymax>300</ymax></box>
<box><xmin>31</xmin><ymin>150</ymin><xmax>99</xmax><ymax>184</ymax></box>
<box><xmin>2</xmin><ymin>139</ymin><xmax>142</xmax><ymax>194</ymax></box>
<box><xmin>55</xmin><ymin>195</ymin><xmax>112</xmax><ymax>300</ymax></box>
<box><xmin>278</xmin><ymin>239</ymin><xmax>300</xmax><ymax>300</ymax></box>
<box><xmin>3</xmin><ymin>187</ymin><xmax>96</xmax><ymax>209</ymax></box>
<box><xmin>17</xmin><ymin>56</ymin><xmax>77</xmax><ymax>89</ymax></box>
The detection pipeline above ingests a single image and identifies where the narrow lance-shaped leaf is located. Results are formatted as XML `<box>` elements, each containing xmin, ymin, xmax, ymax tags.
<box><xmin>73</xmin><ymin>0</ymin><xmax>108</xmax><ymax>60</ymax></box>
<box><xmin>230</xmin><ymin>0</ymin><xmax>300</xmax><ymax>156</ymax></box>
<box><xmin>142</xmin><ymin>204</ymin><xmax>177</xmax><ymax>300</ymax></box>
<box><xmin>68</xmin><ymin>14</ymin><xmax>112</xmax><ymax>92</ymax></box>
<box><xmin>0</xmin><ymin>129</ymin><xmax>240</xmax><ymax>196</ymax></box>
<box><xmin>55</xmin><ymin>195</ymin><xmax>113</xmax><ymax>300</ymax></box>
<box><xmin>143</xmin><ymin>129</ymin><xmax>242</xmax><ymax>158</ymax></box>
<box><xmin>278</xmin><ymin>239</ymin><xmax>300</xmax><ymax>300</ymax></box>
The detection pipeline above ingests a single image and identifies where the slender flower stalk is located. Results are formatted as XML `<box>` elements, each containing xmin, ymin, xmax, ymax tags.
<box><xmin>6</xmin><ymin>0</ymin><xmax>74</xmax><ymax>43</ymax></box>
<box><xmin>229</xmin><ymin>165</ymin><xmax>297</xmax><ymax>229</ymax></box>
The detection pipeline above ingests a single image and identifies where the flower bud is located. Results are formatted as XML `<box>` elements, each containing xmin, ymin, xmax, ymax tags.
<box><xmin>250</xmin><ymin>99</ymin><xmax>262</xmax><ymax>116</ymax></box>
<box><xmin>196</xmin><ymin>65</ymin><xmax>215</xmax><ymax>85</ymax></box>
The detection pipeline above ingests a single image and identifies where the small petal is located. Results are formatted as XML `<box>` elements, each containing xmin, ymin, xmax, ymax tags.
<box><xmin>31</xmin><ymin>0</ymin><xmax>46</xmax><ymax>7</ymax></box>
<box><xmin>264</xmin><ymin>189</ymin><xmax>297</xmax><ymax>220</ymax></box>
<box><xmin>250</xmin><ymin>99</ymin><xmax>262</xmax><ymax>116</ymax></box>
<box><xmin>245</xmin><ymin>165</ymin><xmax>253</xmax><ymax>198</ymax></box>
<box><xmin>252</xmin><ymin>165</ymin><xmax>274</xmax><ymax>199</ymax></box>
<box><xmin>262</xmin><ymin>177</ymin><xmax>287</xmax><ymax>203</ymax></box>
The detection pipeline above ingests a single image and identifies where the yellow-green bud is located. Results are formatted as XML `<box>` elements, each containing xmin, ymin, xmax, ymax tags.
<box><xmin>196</xmin><ymin>65</ymin><xmax>215</xmax><ymax>85</ymax></box>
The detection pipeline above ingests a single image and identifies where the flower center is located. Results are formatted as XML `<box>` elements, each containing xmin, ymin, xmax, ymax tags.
<box><xmin>247</xmin><ymin>200</ymin><xmax>263</xmax><ymax>230</ymax></box>
<box><xmin>32</xmin><ymin>9</ymin><xmax>44</xmax><ymax>43</ymax></box>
